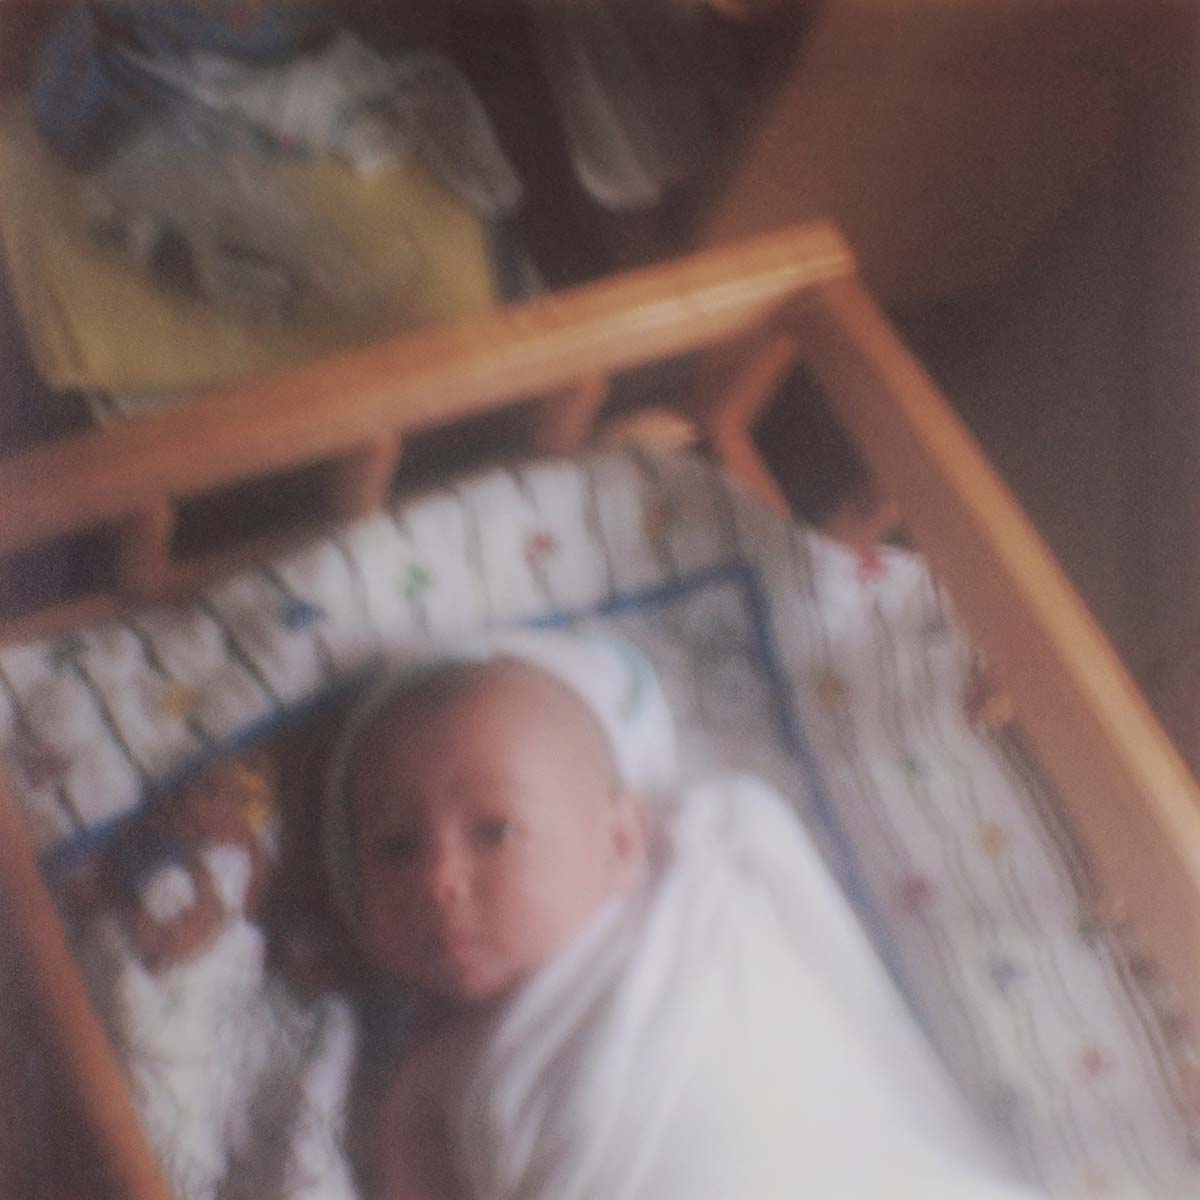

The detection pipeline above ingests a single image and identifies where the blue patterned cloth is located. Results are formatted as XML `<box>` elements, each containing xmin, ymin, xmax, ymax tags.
<box><xmin>30</xmin><ymin>1</ymin><xmax>333</xmax><ymax>169</ymax></box>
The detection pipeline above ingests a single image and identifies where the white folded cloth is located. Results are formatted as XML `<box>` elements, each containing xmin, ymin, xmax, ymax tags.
<box><xmin>448</xmin><ymin>774</ymin><xmax>1041</xmax><ymax>1199</ymax></box>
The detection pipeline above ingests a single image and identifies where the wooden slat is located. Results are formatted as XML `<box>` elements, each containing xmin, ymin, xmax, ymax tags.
<box><xmin>0</xmin><ymin>224</ymin><xmax>854</xmax><ymax>557</ymax></box>
<box><xmin>116</xmin><ymin>503</ymin><xmax>176</xmax><ymax>600</ymax></box>
<box><xmin>0</xmin><ymin>592</ymin><xmax>122</xmax><ymax>648</ymax></box>
<box><xmin>530</xmin><ymin>375</ymin><xmax>610</xmax><ymax>456</ymax></box>
<box><xmin>0</xmin><ymin>772</ymin><xmax>173</xmax><ymax>1200</ymax></box>
<box><xmin>690</xmin><ymin>328</ymin><xmax>801</xmax><ymax>436</ymax></box>
<box><xmin>708</xmin><ymin>426</ymin><xmax>792</xmax><ymax>515</ymax></box>
<box><xmin>797</xmin><ymin>275</ymin><xmax>1200</xmax><ymax>1024</ymax></box>
<box><xmin>687</xmin><ymin>327</ymin><xmax>802</xmax><ymax>515</ymax></box>
<box><xmin>327</xmin><ymin>435</ymin><xmax>405</xmax><ymax>520</ymax></box>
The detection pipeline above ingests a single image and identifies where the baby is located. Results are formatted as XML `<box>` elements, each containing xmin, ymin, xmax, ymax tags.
<box><xmin>326</xmin><ymin>632</ymin><xmax>663</xmax><ymax>1198</ymax></box>
<box><xmin>346</xmin><ymin>657</ymin><xmax>645</xmax><ymax>1012</ymax></box>
<box><xmin>327</xmin><ymin>631</ymin><xmax>1038</xmax><ymax>1200</ymax></box>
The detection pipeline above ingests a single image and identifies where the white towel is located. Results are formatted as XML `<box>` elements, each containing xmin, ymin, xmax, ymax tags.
<box><xmin>447</xmin><ymin>774</ymin><xmax>1041</xmax><ymax>1199</ymax></box>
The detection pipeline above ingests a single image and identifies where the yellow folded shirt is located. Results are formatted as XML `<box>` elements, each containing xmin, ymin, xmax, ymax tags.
<box><xmin>0</xmin><ymin>101</ymin><xmax>497</xmax><ymax>395</ymax></box>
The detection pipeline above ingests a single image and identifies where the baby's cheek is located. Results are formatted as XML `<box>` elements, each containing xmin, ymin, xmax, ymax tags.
<box><xmin>361</xmin><ymin>877</ymin><xmax>420</xmax><ymax>957</ymax></box>
<box><xmin>510</xmin><ymin>873</ymin><xmax>590</xmax><ymax>962</ymax></box>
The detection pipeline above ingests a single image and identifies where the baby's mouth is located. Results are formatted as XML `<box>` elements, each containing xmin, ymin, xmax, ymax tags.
<box><xmin>428</xmin><ymin>932</ymin><xmax>492</xmax><ymax>998</ymax></box>
<box><xmin>430</xmin><ymin>925</ymin><xmax>478</xmax><ymax>961</ymax></box>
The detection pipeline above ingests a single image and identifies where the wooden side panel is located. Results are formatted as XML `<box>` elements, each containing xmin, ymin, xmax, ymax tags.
<box><xmin>797</xmin><ymin>275</ymin><xmax>1200</xmax><ymax>1026</ymax></box>
<box><xmin>0</xmin><ymin>224</ymin><xmax>852</xmax><ymax>556</ymax></box>
<box><xmin>0</xmin><ymin>770</ymin><xmax>173</xmax><ymax>1200</ymax></box>
<box><xmin>0</xmin><ymin>223</ymin><xmax>853</xmax><ymax>642</ymax></box>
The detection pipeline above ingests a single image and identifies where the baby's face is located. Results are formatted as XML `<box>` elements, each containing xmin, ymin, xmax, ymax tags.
<box><xmin>349</xmin><ymin>663</ymin><xmax>643</xmax><ymax>1006</ymax></box>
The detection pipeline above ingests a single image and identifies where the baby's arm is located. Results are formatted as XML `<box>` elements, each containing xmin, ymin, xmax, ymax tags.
<box><xmin>372</xmin><ymin>1036</ymin><xmax>462</xmax><ymax>1200</ymax></box>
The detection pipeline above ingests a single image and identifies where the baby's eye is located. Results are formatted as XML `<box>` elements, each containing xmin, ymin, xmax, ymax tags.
<box><xmin>374</xmin><ymin>830</ymin><xmax>422</xmax><ymax>863</ymax></box>
<box><xmin>471</xmin><ymin>818</ymin><xmax>514</xmax><ymax>849</ymax></box>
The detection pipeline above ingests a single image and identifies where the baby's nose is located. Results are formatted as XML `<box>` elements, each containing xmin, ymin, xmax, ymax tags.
<box><xmin>425</xmin><ymin>842</ymin><xmax>470</xmax><ymax>908</ymax></box>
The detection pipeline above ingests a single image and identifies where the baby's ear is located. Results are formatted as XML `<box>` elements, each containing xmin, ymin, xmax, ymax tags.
<box><xmin>609</xmin><ymin>787</ymin><xmax>648</xmax><ymax>868</ymax></box>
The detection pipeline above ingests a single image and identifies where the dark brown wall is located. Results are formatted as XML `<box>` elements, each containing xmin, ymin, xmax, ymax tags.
<box><xmin>705</xmin><ymin>0</ymin><xmax>1200</xmax><ymax>682</ymax></box>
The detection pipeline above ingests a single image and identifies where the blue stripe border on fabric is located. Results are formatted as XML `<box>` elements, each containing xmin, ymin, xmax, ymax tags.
<box><xmin>737</xmin><ymin>563</ymin><xmax>912</xmax><ymax>999</ymax></box>
<box><xmin>39</xmin><ymin>680</ymin><xmax>369</xmax><ymax>884</ymax></box>
<box><xmin>45</xmin><ymin>572</ymin><xmax>749</xmax><ymax>879</ymax></box>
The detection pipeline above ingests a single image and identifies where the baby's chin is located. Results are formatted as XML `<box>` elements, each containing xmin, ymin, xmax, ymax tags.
<box><xmin>408</xmin><ymin>947</ymin><xmax>531</xmax><ymax>1010</ymax></box>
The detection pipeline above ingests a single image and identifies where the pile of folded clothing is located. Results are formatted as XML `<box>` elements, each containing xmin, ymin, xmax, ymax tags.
<box><xmin>0</xmin><ymin>0</ymin><xmax>526</xmax><ymax>403</ymax></box>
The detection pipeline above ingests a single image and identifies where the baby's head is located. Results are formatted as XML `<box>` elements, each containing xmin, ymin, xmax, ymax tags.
<box><xmin>334</xmin><ymin>647</ymin><xmax>659</xmax><ymax>1007</ymax></box>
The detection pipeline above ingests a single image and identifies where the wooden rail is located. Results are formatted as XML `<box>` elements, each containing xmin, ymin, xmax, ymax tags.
<box><xmin>0</xmin><ymin>223</ymin><xmax>852</xmax><ymax>641</ymax></box>
<box><xmin>0</xmin><ymin>768</ymin><xmax>174</xmax><ymax>1200</ymax></box>
<box><xmin>797</xmin><ymin>275</ymin><xmax>1200</xmax><ymax>1032</ymax></box>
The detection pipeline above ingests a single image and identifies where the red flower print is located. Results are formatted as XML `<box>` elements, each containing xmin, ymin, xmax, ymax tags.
<box><xmin>524</xmin><ymin>529</ymin><xmax>559</xmax><ymax>567</ymax></box>
<box><xmin>897</xmin><ymin>873</ymin><xmax>936</xmax><ymax>914</ymax></box>
<box><xmin>1079</xmin><ymin>1045</ymin><xmax>1112</xmax><ymax>1079</ymax></box>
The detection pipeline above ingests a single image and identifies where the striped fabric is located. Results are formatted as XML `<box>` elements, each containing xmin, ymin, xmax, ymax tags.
<box><xmin>0</xmin><ymin>447</ymin><xmax>1196</xmax><ymax>1196</ymax></box>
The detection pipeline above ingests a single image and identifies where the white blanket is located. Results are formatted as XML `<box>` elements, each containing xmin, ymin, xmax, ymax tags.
<box><xmin>449</xmin><ymin>774</ymin><xmax>1039</xmax><ymax>1200</ymax></box>
<box><xmin>78</xmin><ymin>914</ymin><xmax>359</xmax><ymax>1200</ymax></box>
